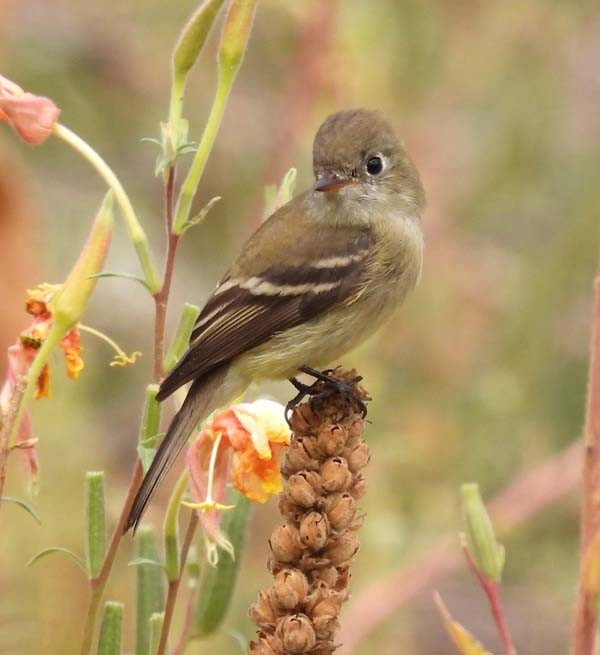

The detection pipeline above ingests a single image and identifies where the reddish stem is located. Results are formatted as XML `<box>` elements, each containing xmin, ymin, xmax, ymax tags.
<box><xmin>463</xmin><ymin>546</ymin><xmax>516</xmax><ymax>655</ymax></box>
<box><xmin>172</xmin><ymin>586</ymin><xmax>198</xmax><ymax>655</ymax></box>
<box><xmin>153</xmin><ymin>167</ymin><xmax>179</xmax><ymax>382</ymax></box>
<box><xmin>80</xmin><ymin>165</ymin><xmax>182</xmax><ymax>653</ymax></box>
<box><xmin>571</xmin><ymin>270</ymin><xmax>600</xmax><ymax>655</ymax></box>
<box><xmin>157</xmin><ymin>512</ymin><xmax>199</xmax><ymax>655</ymax></box>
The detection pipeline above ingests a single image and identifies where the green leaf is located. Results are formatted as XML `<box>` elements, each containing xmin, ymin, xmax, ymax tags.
<box><xmin>89</xmin><ymin>271</ymin><xmax>150</xmax><ymax>291</ymax></box>
<box><xmin>128</xmin><ymin>557</ymin><xmax>165</xmax><ymax>570</ymax></box>
<box><xmin>27</xmin><ymin>546</ymin><xmax>88</xmax><ymax>574</ymax></box>
<box><xmin>192</xmin><ymin>491</ymin><xmax>251</xmax><ymax>638</ymax></box>
<box><xmin>181</xmin><ymin>196</ymin><xmax>221</xmax><ymax>234</ymax></box>
<box><xmin>1</xmin><ymin>496</ymin><xmax>41</xmax><ymax>524</ymax></box>
<box><xmin>164</xmin><ymin>303</ymin><xmax>201</xmax><ymax>372</ymax></box>
<box><xmin>140</xmin><ymin>137</ymin><xmax>162</xmax><ymax>147</ymax></box>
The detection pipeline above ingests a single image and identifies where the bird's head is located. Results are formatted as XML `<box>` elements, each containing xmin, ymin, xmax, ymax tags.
<box><xmin>312</xmin><ymin>108</ymin><xmax>425</xmax><ymax>213</ymax></box>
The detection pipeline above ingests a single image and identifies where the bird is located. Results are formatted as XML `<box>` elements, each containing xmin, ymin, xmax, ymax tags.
<box><xmin>124</xmin><ymin>108</ymin><xmax>425</xmax><ymax>533</ymax></box>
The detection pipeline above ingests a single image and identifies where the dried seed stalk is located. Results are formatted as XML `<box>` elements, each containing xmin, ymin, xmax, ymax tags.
<box><xmin>248</xmin><ymin>368</ymin><xmax>370</xmax><ymax>655</ymax></box>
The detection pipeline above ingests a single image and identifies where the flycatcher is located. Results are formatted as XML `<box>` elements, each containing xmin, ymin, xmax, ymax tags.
<box><xmin>125</xmin><ymin>108</ymin><xmax>425</xmax><ymax>532</ymax></box>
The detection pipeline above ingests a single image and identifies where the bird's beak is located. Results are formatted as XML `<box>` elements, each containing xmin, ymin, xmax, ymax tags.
<box><xmin>314</xmin><ymin>172</ymin><xmax>356</xmax><ymax>193</ymax></box>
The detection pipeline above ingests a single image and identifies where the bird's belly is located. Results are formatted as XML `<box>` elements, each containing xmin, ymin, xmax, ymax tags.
<box><xmin>236</xmin><ymin>289</ymin><xmax>398</xmax><ymax>380</ymax></box>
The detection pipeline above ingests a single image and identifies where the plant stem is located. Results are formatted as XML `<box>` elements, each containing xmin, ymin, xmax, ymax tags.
<box><xmin>172</xmin><ymin>586</ymin><xmax>198</xmax><ymax>655</ymax></box>
<box><xmin>153</xmin><ymin>167</ymin><xmax>180</xmax><ymax>382</ymax></box>
<box><xmin>52</xmin><ymin>123</ymin><xmax>161</xmax><ymax>294</ymax></box>
<box><xmin>172</xmin><ymin>70</ymin><xmax>234</xmax><ymax>234</ymax></box>
<box><xmin>571</xmin><ymin>266</ymin><xmax>600</xmax><ymax>655</ymax></box>
<box><xmin>157</xmin><ymin>512</ymin><xmax>199</xmax><ymax>655</ymax></box>
<box><xmin>463</xmin><ymin>547</ymin><xmax>516</xmax><ymax>655</ymax></box>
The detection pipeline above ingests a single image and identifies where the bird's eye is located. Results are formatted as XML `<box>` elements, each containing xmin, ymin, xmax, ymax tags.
<box><xmin>366</xmin><ymin>155</ymin><xmax>384</xmax><ymax>176</ymax></box>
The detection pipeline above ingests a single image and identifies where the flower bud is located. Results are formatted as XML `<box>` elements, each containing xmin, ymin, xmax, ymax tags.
<box><xmin>269</xmin><ymin>524</ymin><xmax>303</xmax><ymax>563</ymax></box>
<box><xmin>173</xmin><ymin>0</ymin><xmax>226</xmax><ymax>76</ymax></box>
<box><xmin>272</xmin><ymin>569</ymin><xmax>309</xmax><ymax>610</ymax></box>
<box><xmin>249</xmin><ymin>590</ymin><xmax>279</xmax><ymax>628</ymax></box>
<box><xmin>344</xmin><ymin>442</ymin><xmax>371</xmax><ymax>473</ymax></box>
<box><xmin>0</xmin><ymin>74</ymin><xmax>60</xmax><ymax>145</ymax></box>
<box><xmin>276</xmin><ymin>614</ymin><xmax>316</xmax><ymax>654</ymax></box>
<box><xmin>325</xmin><ymin>533</ymin><xmax>359</xmax><ymax>566</ymax></box>
<box><xmin>320</xmin><ymin>457</ymin><xmax>352</xmax><ymax>493</ymax></box>
<box><xmin>317</xmin><ymin>425</ymin><xmax>348</xmax><ymax>457</ymax></box>
<box><xmin>461</xmin><ymin>483</ymin><xmax>504</xmax><ymax>582</ymax></box>
<box><xmin>288</xmin><ymin>403</ymin><xmax>317</xmax><ymax>434</ymax></box>
<box><xmin>278</xmin><ymin>496</ymin><xmax>304</xmax><ymax>523</ymax></box>
<box><xmin>286</xmin><ymin>472</ymin><xmax>322</xmax><ymax>508</ymax></box>
<box><xmin>218</xmin><ymin>0</ymin><xmax>258</xmax><ymax>75</ymax></box>
<box><xmin>299</xmin><ymin>511</ymin><xmax>330</xmax><ymax>551</ymax></box>
<box><xmin>324</xmin><ymin>493</ymin><xmax>357</xmax><ymax>531</ymax></box>
<box><xmin>53</xmin><ymin>192</ymin><xmax>114</xmax><ymax>330</ymax></box>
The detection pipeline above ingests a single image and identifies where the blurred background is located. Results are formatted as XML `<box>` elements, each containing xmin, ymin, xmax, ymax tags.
<box><xmin>1</xmin><ymin>1</ymin><xmax>600</xmax><ymax>653</ymax></box>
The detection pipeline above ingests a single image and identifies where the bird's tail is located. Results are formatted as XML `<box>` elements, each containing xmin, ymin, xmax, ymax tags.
<box><xmin>124</xmin><ymin>364</ymin><xmax>242</xmax><ymax>533</ymax></box>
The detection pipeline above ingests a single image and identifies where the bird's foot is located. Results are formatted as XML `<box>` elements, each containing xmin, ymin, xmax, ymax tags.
<box><xmin>285</xmin><ymin>366</ymin><xmax>368</xmax><ymax>426</ymax></box>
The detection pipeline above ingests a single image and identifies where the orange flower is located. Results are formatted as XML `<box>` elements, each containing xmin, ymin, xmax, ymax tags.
<box><xmin>187</xmin><ymin>399</ymin><xmax>291</xmax><ymax>552</ymax></box>
<box><xmin>19</xmin><ymin>286</ymin><xmax>85</xmax><ymax>397</ymax></box>
<box><xmin>0</xmin><ymin>74</ymin><xmax>60</xmax><ymax>145</ymax></box>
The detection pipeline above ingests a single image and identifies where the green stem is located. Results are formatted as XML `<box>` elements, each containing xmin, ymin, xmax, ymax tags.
<box><xmin>172</xmin><ymin>70</ymin><xmax>235</xmax><ymax>234</ymax></box>
<box><xmin>52</xmin><ymin>123</ymin><xmax>161</xmax><ymax>293</ymax></box>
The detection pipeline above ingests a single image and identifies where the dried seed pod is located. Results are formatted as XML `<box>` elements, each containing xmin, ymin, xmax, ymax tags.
<box><xmin>300</xmin><ymin>435</ymin><xmax>322</xmax><ymax>460</ymax></box>
<box><xmin>309</xmin><ymin>565</ymin><xmax>340</xmax><ymax>588</ymax></box>
<box><xmin>249</xmin><ymin>631</ymin><xmax>285</xmax><ymax>655</ymax></box>
<box><xmin>269</xmin><ymin>524</ymin><xmax>303</xmax><ymax>562</ymax></box>
<box><xmin>349</xmin><ymin>473</ymin><xmax>368</xmax><ymax>499</ymax></box>
<box><xmin>317</xmin><ymin>424</ymin><xmax>348</xmax><ymax>457</ymax></box>
<box><xmin>272</xmin><ymin>569</ymin><xmax>309</xmax><ymax>610</ymax></box>
<box><xmin>277</xmin><ymin>614</ymin><xmax>316</xmax><ymax>654</ymax></box>
<box><xmin>286</xmin><ymin>471</ymin><xmax>322</xmax><ymax>508</ymax></box>
<box><xmin>324</xmin><ymin>493</ymin><xmax>357</xmax><ymax>531</ymax></box>
<box><xmin>299</xmin><ymin>511</ymin><xmax>330</xmax><ymax>550</ymax></box>
<box><xmin>325</xmin><ymin>533</ymin><xmax>360</xmax><ymax>566</ymax></box>
<box><xmin>278</xmin><ymin>495</ymin><xmax>305</xmax><ymax>523</ymax></box>
<box><xmin>344</xmin><ymin>442</ymin><xmax>371</xmax><ymax>473</ymax></box>
<box><xmin>272</xmin><ymin>569</ymin><xmax>310</xmax><ymax>610</ymax></box>
<box><xmin>249</xmin><ymin>590</ymin><xmax>279</xmax><ymax>628</ymax></box>
<box><xmin>248</xmin><ymin>369</ymin><xmax>370</xmax><ymax>655</ymax></box>
<box><xmin>320</xmin><ymin>457</ymin><xmax>352</xmax><ymax>492</ymax></box>
<box><xmin>282</xmin><ymin>439</ymin><xmax>319</xmax><ymax>475</ymax></box>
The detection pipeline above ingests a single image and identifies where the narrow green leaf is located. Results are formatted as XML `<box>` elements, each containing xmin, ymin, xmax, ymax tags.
<box><xmin>85</xmin><ymin>471</ymin><xmax>106</xmax><ymax>579</ymax></box>
<box><xmin>181</xmin><ymin>196</ymin><xmax>221</xmax><ymax>234</ymax></box>
<box><xmin>192</xmin><ymin>491</ymin><xmax>251</xmax><ymax>638</ymax></box>
<box><xmin>164</xmin><ymin>303</ymin><xmax>201</xmax><ymax>372</ymax></box>
<box><xmin>128</xmin><ymin>557</ymin><xmax>165</xmax><ymax>570</ymax></box>
<box><xmin>97</xmin><ymin>601</ymin><xmax>124</xmax><ymax>655</ymax></box>
<box><xmin>138</xmin><ymin>385</ymin><xmax>161</xmax><ymax>474</ymax></box>
<box><xmin>1</xmin><ymin>496</ymin><xmax>41</xmax><ymax>524</ymax></box>
<box><xmin>27</xmin><ymin>546</ymin><xmax>88</xmax><ymax>574</ymax></box>
<box><xmin>135</xmin><ymin>527</ymin><xmax>165</xmax><ymax>655</ymax></box>
<box><xmin>89</xmin><ymin>271</ymin><xmax>150</xmax><ymax>291</ymax></box>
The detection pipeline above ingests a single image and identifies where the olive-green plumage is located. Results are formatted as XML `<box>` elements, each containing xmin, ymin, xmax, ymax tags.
<box><xmin>125</xmin><ymin>108</ymin><xmax>425</xmax><ymax>532</ymax></box>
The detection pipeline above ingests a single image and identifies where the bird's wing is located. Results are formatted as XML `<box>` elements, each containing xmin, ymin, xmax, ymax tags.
<box><xmin>157</xmin><ymin>226</ymin><xmax>374</xmax><ymax>401</ymax></box>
